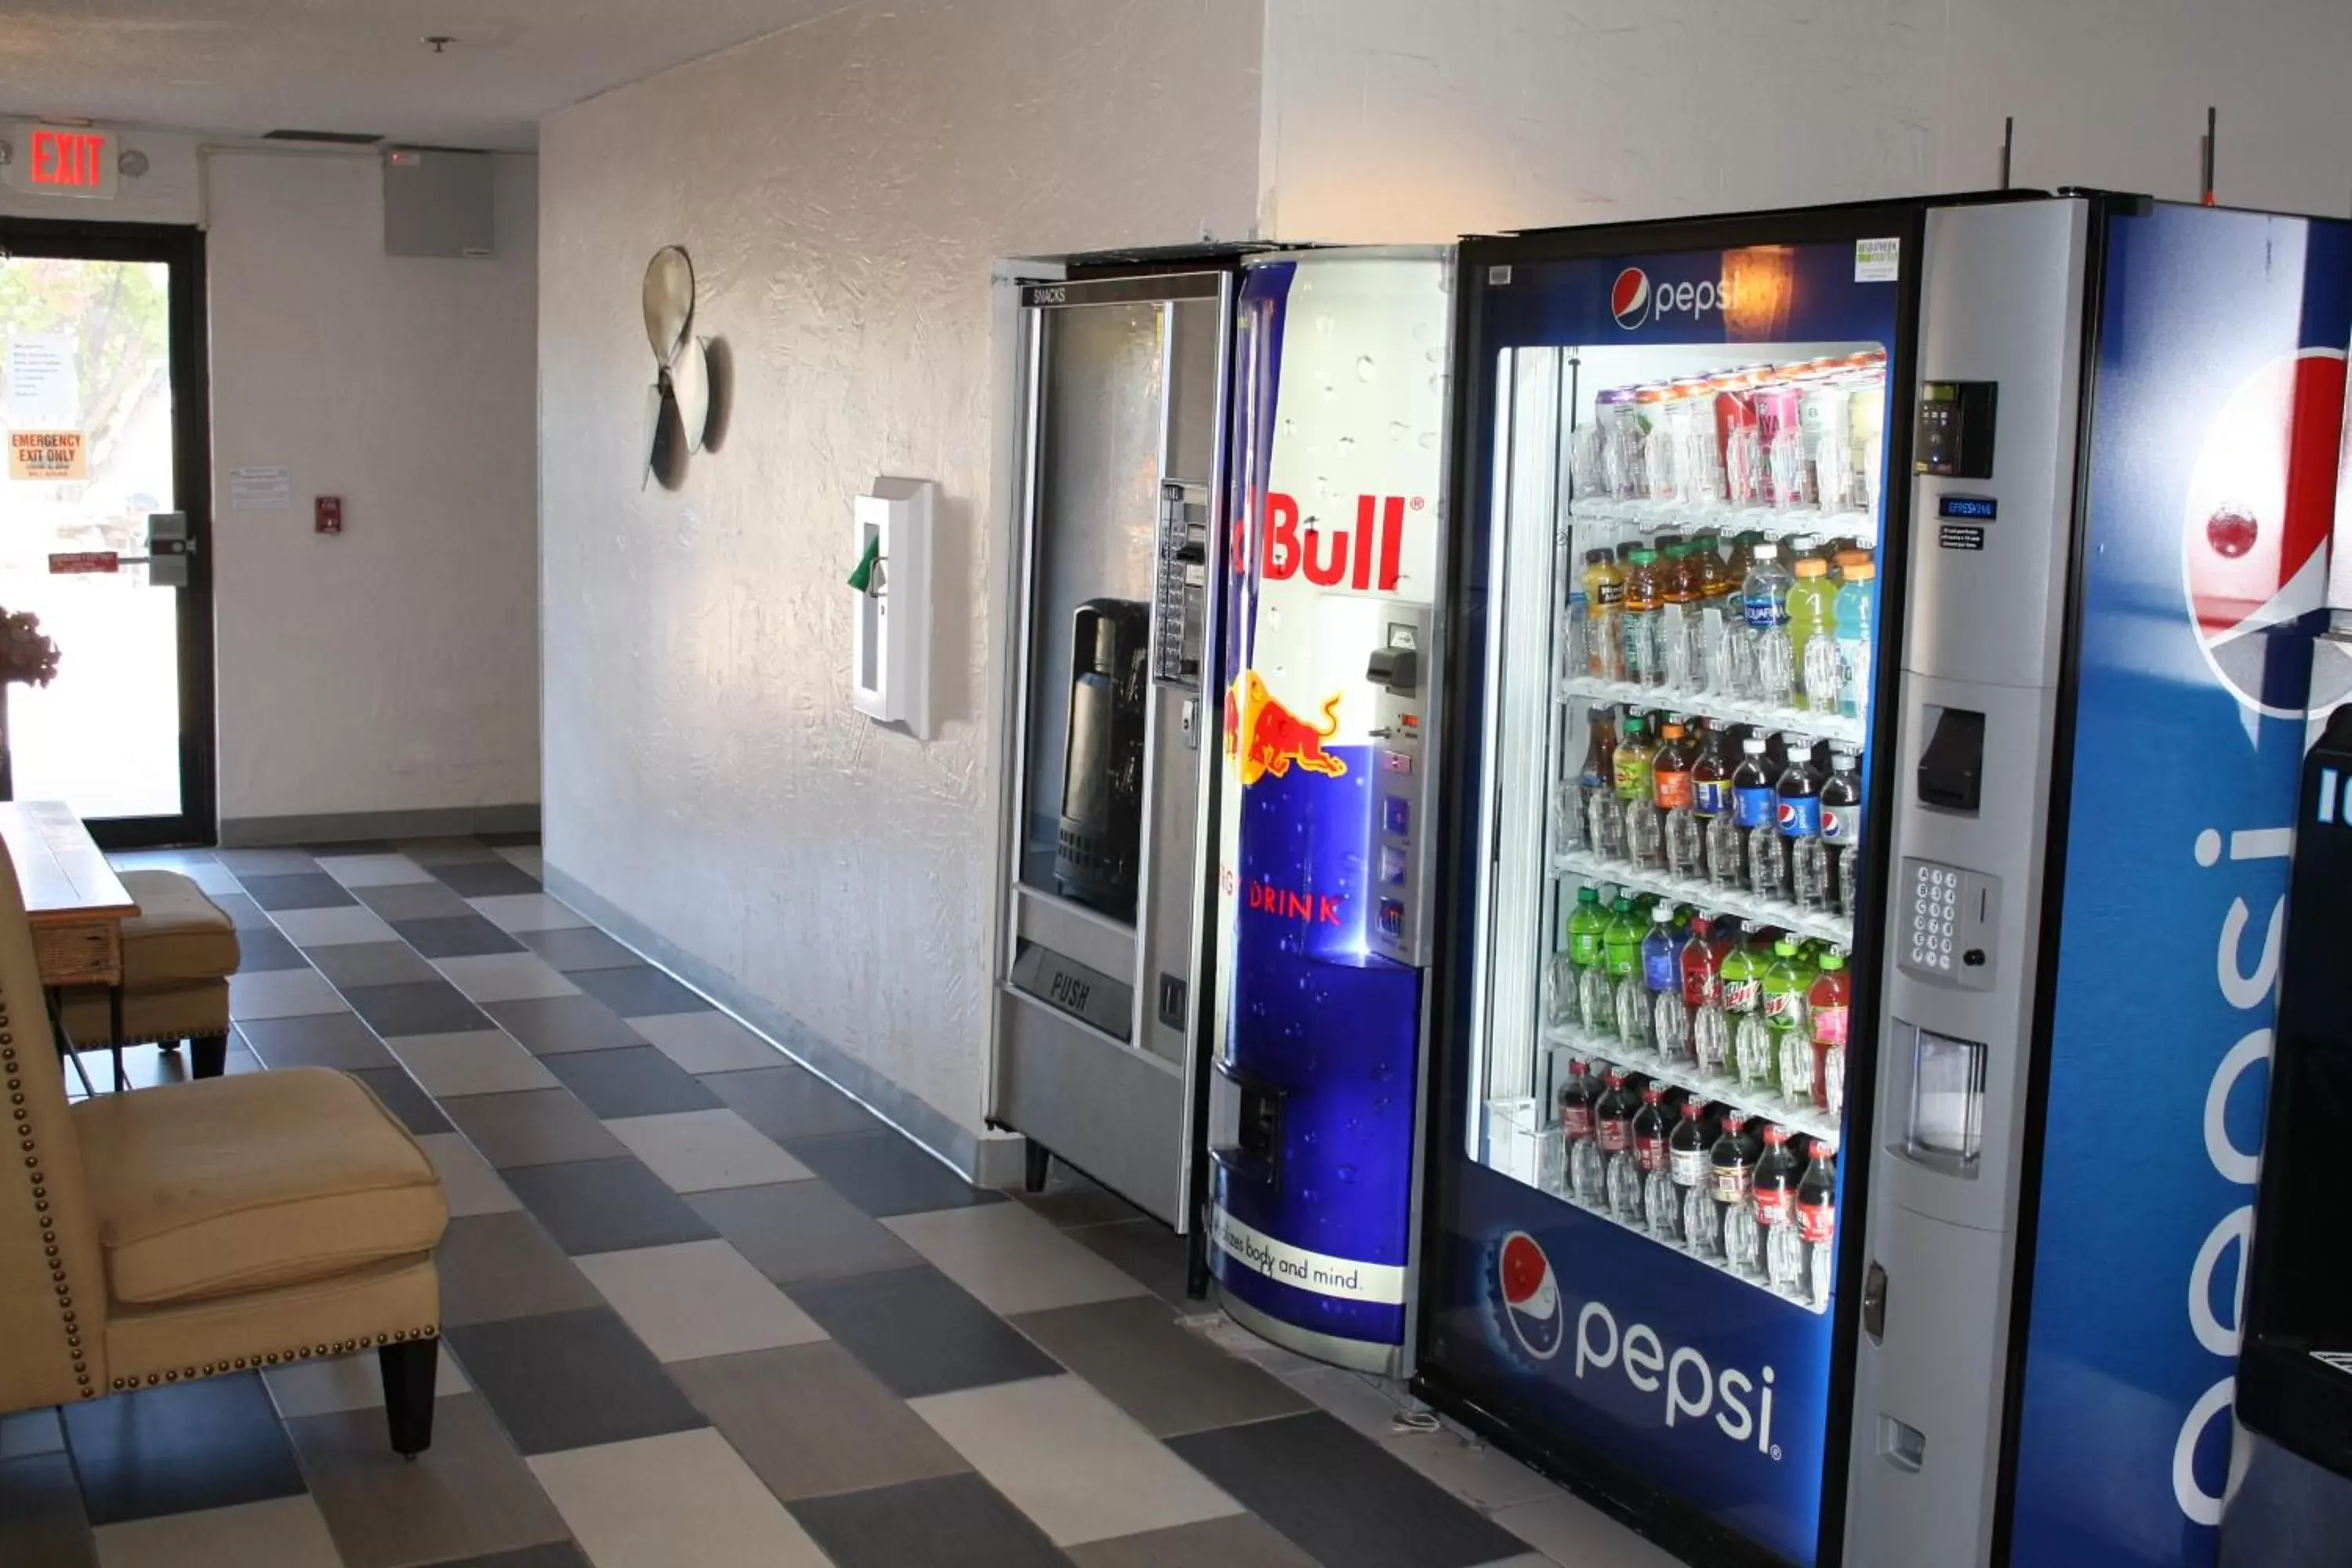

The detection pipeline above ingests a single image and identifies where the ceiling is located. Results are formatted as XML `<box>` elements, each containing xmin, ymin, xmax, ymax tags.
<box><xmin>0</xmin><ymin>0</ymin><xmax>855</xmax><ymax>151</ymax></box>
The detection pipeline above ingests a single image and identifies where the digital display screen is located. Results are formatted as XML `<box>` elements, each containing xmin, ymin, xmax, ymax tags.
<box><xmin>1939</xmin><ymin>495</ymin><xmax>1998</xmax><ymax>521</ymax></box>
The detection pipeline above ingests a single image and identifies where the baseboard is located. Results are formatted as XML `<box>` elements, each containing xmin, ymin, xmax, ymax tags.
<box><xmin>545</xmin><ymin>862</ymin><xmax>1011</xmax><ymax>1188</ymax></box>
<box><xmin>219</xmin><ymin>804</ymin><xmax>542</xmax><ymax>848</ymax></box>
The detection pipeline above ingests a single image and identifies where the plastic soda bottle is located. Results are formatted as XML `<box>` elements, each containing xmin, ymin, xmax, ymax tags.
<box><xmin>1634</xmin><ymin>1084</ymin><xmax>1675</xmax><ymax>1236</ymax></box>
<box><xmin>1603</xmin><ymin>896</ymin><xmax>1649</xmax><ymax>1048</ymax></box>
<box><xmin>1597</xmin><ymin>1069</ymin><xmax>1643</xmax><ymax>1221</ymax></box>
<box><xmin>1733</xmin><ymin>737</ymin><xmax>1780</xmax><ymax>898</ymax></box>
<box><xmin>1622</xmin><ymin>548</ymin><xmax>1664</xmax><ymax>688</ymax></box>
<box><xmin>1616</xmin><ymin>713</ymin><xmax>1661</xmax><ymax>869</ymax></box>
<box><xmin>1563</xmin><ymin>885</ymin><xmax>1610</xmax><ymax>1036</ymax></box>
<box><xmin>1820</xmin><ymin>747</ymin><xmax>1861</xmax><ymax>916</ymax></box>
<box><xmin>1713</xmin><ymin>1113</ymin><xmax>1762</xmax><ymax>1276</ymax></box>
<box><xmin>1559</xmin><ymin>1060</ymin><xmax>1603</xmax><ymax>1202</ymax></box>
<box><xmin>1661</xmin><ymin>543</ymin><xmax>1701</xmax><ymax>689</ymax></box>
<box><xmin>1682</xmin><ymin>910</ymin><xmax>1730</xmax><ymax>1075</ymax></box>
<box><xmin>1742</xmin><ymin>542</ymin><xmax>1795</xmax><ymax>704</ymax></box>
<box><xmin>1642</xmin><ymin>901</ymin><xmax>1689</xmax><ymax>1064</ymax></box>
<box><xmin>1583</xmin><ymin>548</ymin><xmax>1625</xmax><ymax>682</ymax></box>
<box><xmin>1788</xmin><ymin>555</ymin><xmax>1840</xmax><ymax>713</ymax></box>
<box><xmin>1653</xmin><ymin>720</ymin><xmax>1700</xmax><ymax>879</ymax></box>
<box><xmin>1579</xmin><ymin>709</ymin><xmax>1621</xmax><ymax>860</ymax></box>
<box><xmin>1722</xmin><ymin>933</ymin><xmax>1773</xmax><ymax>1091</ymax></box>
<box><xmin>1671</xmin><ymin>1099</ymin><xmax>1717</xmax><ymax>1255</ymax></box>
<box><xmin>1693</xmin><ymin>720</ymin><xmax>1740</xmax><ymax>891</ymax></box>
<box><xmin>1797</xmin><ymin>1142</ymin><xmax>1838</xmax><ymax>1309</ymax></box>
<box><xmin>1833</xmin><ymin>553</ymin><xmax>1875</xmax><ymax>719</ymax></box>
<box><xmin>1809</xmin><ymin>949</ymin><xmax>1851</xmax><ymax>1114</ymax></box>
<box><xmin>1779</xmin><ymin>738</ymin><xmax>1828</xmax><ymax>912</ymax></box>
<box><xmin>1762</xmin><ymin>938</ymin><xmax>1817</xmax><ymax>1102</ymax></box>
<box><xmin>1757</xmin><ymin>1126</ymin><xmax>1806</xmax><ymax>1294</ymax></box>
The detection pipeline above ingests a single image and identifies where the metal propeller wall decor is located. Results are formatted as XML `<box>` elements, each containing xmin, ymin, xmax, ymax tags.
<box><xmin>642</xmin><ymin>245</ymin><xmax>718</xmax><ymax>488</ymax></box>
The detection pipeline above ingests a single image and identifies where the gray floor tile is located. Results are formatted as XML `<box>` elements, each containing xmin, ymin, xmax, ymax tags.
<box><xmin>217</xmin><ymin>848</ymin><xmax>321</xmax><ymax>877</ymax></box>
<box><xmin>273</xmin><ymin>904</ymin><xmax>401</xmax><ymax>946</ymax></box>
<box><xmin>486</xmin><ymin>994</ymin><xmax>648</xmax><ymax>1056</ymax></box>
<box><xmin>576</xmin><ymin>1240</ymin><xmax>826</xmax><ymax>1362</ymax></box>
<box><xmin>214</xmin><ymin>888</ymin><xmax>275</xmax><ymax>930</ymax></box>
<box><xmin>263</xmin><ymin>1345</ymin><xmax>470</xmax><ymax>1419</ymax></box>
<box><xmin>286</xmin><ymin>1392</ymin><xmax>571</xmax><ymax>1568</ymax></box>
<box><xmin>349</xmin><ymin>1065</ymin><xmax>455</xmax><ymax>1134</ymax></box>
<box><xmin>885</xmin><ymin>1203</ymin><xmax>1151</xmax><ymax>1316</ymax></box>
<box><xmin>788</xmin><ymin>1472</ymin><xmax>1069</xmax><ymax>1568</ymax></box>
<box><xmin>670</xmin><ymin>1342</ymin><xmax>969</xmax><ymax>1502</ymax></box>
<box><xmin>393</xmin><ymin>913</ymin><xmax>528</xmax><ymax>959</ymax></box>
<box><xmin>418</xmin><ymin>1546</ymin><xmax>590</xmax><ymax>1568</ymax></box>
<box><xmin>471</xmin><ymin>893</ymin><xmax>590</xmax><ymax>935</ymax></box>
<box><xmin>437</xmin><ymin>1210</ymin><xmax>603</xmax><ymax>1327</ymax></box>
<box><xmin>318</xmin><ymin>853</ymin><xmax>438</xmax><ymax>889</ymax></box>
<box><xmin>703</xmin><ymin>1063</ymin><xmax>884</xmax><ymax>1141</ymax></box>
<box><xmin>400</xmin><ymin>837</ymin><xmax>510</xmax><ymax>865</ymax></box>
<box><xmin>300</xmin><ymin>838</ymin><xmax>397</xmax><ymax>854</ymax></box>
<box><xmin>520</xmin><ymin>925</ymin><xmax>643</xmax><ymax>971</ymax></box>
<box><xmin>570</xmin><ymin>964</ymin><xmax>712</xmax><ymax>1018</ymax></box>
<box><xmin>1069</xmin><ymin>1515</ymin><xmax>1321</xmax><ymax>1568</ymax></box>
<box><xmin>1072</xmin><ymin>1218</ymin><xmax>1200</xmax><ymax>1307</ymax></box>
<box><xmin>417</xmin><ymin>1131</ymin><xmax>525</xmax><ymax>1217</ymax></box>
<box><xmin>110</xmin><ymin>846</ymin><xmax>220</xmax><ymax>869</ymax></box>
<box><xmin>1381</xmin><ymin>1427</ymin><xmax>1562</xmax><ymax>1512</ymax></box>
<box><xmin>233</xmin><ymin>923</ymin><xmax>311</xmax><ymax>972</ymax></box>
<box><xmin>1008</xmin><ymin>1298</ymin><xmax>1312</xmax><ymax>1437</ymax></box>
<box><xmin>688</xmin><ymin>1180</ymin><xmax>924</xmax><ymax>1285</ymax></box>
<box><xmin>64</xmin><ymin>1372</ymin><xmax>307</xmax><ymax>1525</ymax></box>
<box><xmin>503</xmin><ymin>1156</ymin><xmax>720</xmax><ymax>1255</ymax></box>
<box><xmin>543</xmin><ymin>1044</ymin><xmax>720</xmax><ymax>1117</ymax></box>
<box><xmin>787</xmin><ymin>1265</ymin><xmax>1062</xmax><ymax>1399</ymax></box>
<box><xmin>239</xmin><ymin>871</ymin><xmax>360</xmax><ymax>911</ymax></box>
<box><xmin>528</xmin><ymin>1427</ymin><xmax>830</xmax><ymax>1566</ymax></box>
<box><xmin>783</xmin><ymin>1129</ymin><xmax>1004</xmax><ymax>1218</ymax></box>
<box><xmin>607</xmin><ymin>1108</ymin><xmax>813</xmax><ymax>1192</ymax></box>
<box><xmin>447</xmin><ymin>1307</ymin><xmax>707</xmax><ymax>1457</ymax></box>
<box><xmin>1167</xmin><ymin>1414</ymin><xmax>1525</xmax><ymax>1568</ymax></box>
<box><xmin>355</xmin><ymin>880</ymin><xmax>475</xmax><ymax>921</ymax></box>
<box><xmin>0</xmin><ymin>1407</ymin><xmax>64</xmax><ymax>1459</ymax></box>
<box><xmin>632</xmin><ymin>1010</ymin><xmax>780</xmax><ymax>1073</ymax></box>
<box><xmin>435</xmin><ymin>952</ymin><xmax>580</xmax><ymax>1004</ymax></box>
<box><xmin>433</xmin><ymin>858</ymin><xmax>543</xmax><ymax>897</ymax></box>
<box><xmin>1011</xmin><ymin>1164</ymin><xmax>1151</xmax><ymax>1227</ymax></box>
<box><xmin>309</xmin><ymin>938</ymin><xmax>441</xmax><ymax>989</ymax></box>
<box><xmin>388</xmin><ymin>1029</ymin><xmax>560</xmax><ymax>1098</ymax></box>
<box><xmin>343</xmin><ymin>978</ymin><xmax>495</xmax><ymax>1037</ymax></box>
<box><xmin>0</xmin><ymin>1453</ymin><xmax>96</xmax><ymax>1567</ymax></box>
<box><xmin>443</xmin><ymin>1087</ymin><xmax>630</xmax><ymax>1168</ymax></box>
<box><xmin>1487</xmin><ymin>1491</ymin><xmax>1686</xmax><ymax>1568</ymax></box>
<box><xmin>93</xmin><ymin>1494</ymin><xmax>342</xmax><ymax>1566</ymax></box>
<box><xmin>230</xmin><ymin>966</ymin><xmax>352</xmax><ymax>1021</ymax></box>
<box><xmin>235</xmin><ymin>1011</ymin><xmax>397</xmax><ymax>1072</ymax></box>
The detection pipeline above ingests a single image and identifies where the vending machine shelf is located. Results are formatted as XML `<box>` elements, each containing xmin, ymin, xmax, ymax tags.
<box><xmin>1551</xmin><ymin>847</ymin><xmax>1855</xmax><ymax>948</ymax></box>
<box><xmin>1569</xmin><ymin>495</ymin><xmax>1879</xmax><ymax>550</ymax></box>
<box><xmin>1555</xmin><ymin>674</ymin><xmax>1867</xmax><ymax>749</ymax></box>
<box><xmin>1544</xmin><ymin>1022</ymin><xmax>1842</xmax><ymax>1143</ymax></box>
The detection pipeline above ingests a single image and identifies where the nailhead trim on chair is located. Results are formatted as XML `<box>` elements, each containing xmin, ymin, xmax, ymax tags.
<box><xmin>4</xmin><ymin>1016</ymin><xmax>95</xmax><ymax>1398</ymax></box>
<box><xmin>106</xmin><ymin>1327</ymin><xmax>440</xmax><ymax>1392</ymax></box>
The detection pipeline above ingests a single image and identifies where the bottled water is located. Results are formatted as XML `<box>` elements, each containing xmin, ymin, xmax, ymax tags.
<box><xmin>1743</xmin><ymin>543</ymin><xmax>1795</xmax><ymax>706</ymax></box>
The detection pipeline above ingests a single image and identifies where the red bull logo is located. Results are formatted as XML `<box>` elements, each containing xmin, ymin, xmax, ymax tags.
<box><xmin>2181</xmin><ymin>347</ymin><xmax>2347</xmax><ymax>718</ymax></box>
<box><xmin>1232</xmin><ymin>491</ymin><xmax>1417</xmax><ymax>590</ymax></box>
<box><xmin>1223</xmin><ymin>670</ymin><xmax>1348</xmax><ymax>787</ymax></box>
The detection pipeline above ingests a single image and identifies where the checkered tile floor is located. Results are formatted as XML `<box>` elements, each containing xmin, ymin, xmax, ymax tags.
<box><xmin>0</xmin><ymin>837</ymin><xmax>1679</xmax><ymax>1568</ymax></box>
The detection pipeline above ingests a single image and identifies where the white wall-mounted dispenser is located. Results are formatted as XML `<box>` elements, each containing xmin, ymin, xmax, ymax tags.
<box><xmin>849</xmin><ymin>475</ymin><xmax>935</xmax><ymax>738</ymax></box>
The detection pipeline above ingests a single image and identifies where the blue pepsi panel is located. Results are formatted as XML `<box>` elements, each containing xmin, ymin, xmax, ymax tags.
<box><xmin>2008</xmin><ymin>203</ymin><xmax>2352</xmax><ymax>1567</ymax></box>
<box><xmin>1429</xmin><ymin>232</ymin><xmax>1909</xmax><ymax>1568</ymax></box>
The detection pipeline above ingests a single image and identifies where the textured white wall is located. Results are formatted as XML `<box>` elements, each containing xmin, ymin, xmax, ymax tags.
<box><xmin>208</xmin><ymin>151</ymin><xmax>540</xmax><ymax>824</ymax></box>
<box><xmin>1261</xmin><ymin>0</ymin><xmax>2352</xmax><ymax>241</ymax></box>
<box><xmin>537</xmin><ymin>0</ymin><xmax>1261</xmax><ymax>1154</ymax></box>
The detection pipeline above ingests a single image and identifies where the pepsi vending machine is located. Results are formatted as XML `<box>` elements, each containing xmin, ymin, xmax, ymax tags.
<box><xmin>1207</xmin><ymin>248</ymin><xmax>1453</xmax><ymax>1372</ymax></box>
<box><xmin>1415</xmin><ymin>194</ymin><xmax>2352</xmax><ymax>1567</ymax></box>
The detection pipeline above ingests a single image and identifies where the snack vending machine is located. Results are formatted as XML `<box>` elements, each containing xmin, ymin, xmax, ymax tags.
<box><xmin>1414</xmin><ymin>194</ymin><xmax>2352</xmax><ymax>1568</ymax></box>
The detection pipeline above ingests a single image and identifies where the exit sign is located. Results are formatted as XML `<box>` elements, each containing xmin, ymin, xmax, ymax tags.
<box><xmin>5</xmin><ymin>125</ymin><xmax>118</xmax><ymax>199</ymax></box>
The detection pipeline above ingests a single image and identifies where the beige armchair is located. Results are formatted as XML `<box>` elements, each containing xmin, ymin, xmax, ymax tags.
<box><xmin>0</xmin><ymin>837</ymin><xmax>449</xmax><ymax>1456</ymax></box>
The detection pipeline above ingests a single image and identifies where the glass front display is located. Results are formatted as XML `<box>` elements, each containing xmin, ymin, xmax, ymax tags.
<box><xmin>1472</xmin><ymin>336</ymin><xmax>1887</xmax><ymax>1315</ymax></box>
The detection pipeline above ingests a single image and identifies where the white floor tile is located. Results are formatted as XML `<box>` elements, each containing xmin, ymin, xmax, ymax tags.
<box><xmin>633</xmin><ymin>1011</ymin><xmax>782</xmax><ymax>1074</ymax></box>
<box><xmin>183</xmin><ymin>862</ymin><xmax>242</xmax><ymax>897</ymax></box>
<box><xmin>434</xmin><ymin>952</ymin><xmax>581</xmax><ymax>1004</ymax></box>
<box><xmin>606</xmin><ymin>1109</ymin><xmax>812</xmax><ymax>1192</ymax></box>
<box><xmin>315</xmin><ymin>853</ymin><xmax>436</xmax><ymax>887</ymax></box>
<box><xmin>95</xmin><ymin>1496</ymin><xmax>343</xmax><ymax>1568</ymax></box>
<box><xmin>263</xmin><ymin>1345</ymin><xmax>470</xmax><ymax>1418</ymax></box>
<box><xmin>471</xmin><ymin>892</ymin><xmax>590</xmax><ymax>934</ymax></box>
<box><xmin>388</xmin><ymin>1029</ymin><xmax>559</xmax><ymax>1097</ymax></box>
<box><xmin>1383</xmin><ymin>1426</ymin><xmax>1563</xmax><ymax>1510</ymax></box>
<box><xmin>1490</xmin><ymin>1491</ymin><xmax>1686</xmax><ymax>1568</ymax></box>
<box><xmin>530</xmin><ymin>1428</ymin><xmax>832</xmax><ymax>1568</ymax></box>
<box><xmin>884</xmin><ymin>1201</ymin><xmax>1152</xmax><ymax>1317</ymax></box>
<box><xmin>229</xmin><ymin>967</ymin><xmax>350</xmax><ymax>1021</ymax></box>
<box><xmin>495</xmin><ymin>846</ymin><xmax>545</xmax><ymax>877</ymax></box>
<box><xmin>268</xmin><ymin>904</ymin><xmax>398</xmax><ymax>947</ymax></box>
<box><xmin>1279</xmin><ymin>1364</ymin><xmax>1414</xmax><ymax>1439</ymax></box>
<box><xmin>417</xmin><ymin>1131</ymin><xmax>523</xmax><ymax>1216</ymax></box>
<box><xmin>575</xmin><ymin>1240</ymin><xmax>827</xmax><ymax>1362</ymax></box>
<box><xmin>912</xmin><ymin>1374</ymin><xmax>1241</xmax><ymax>1546</ymax></box>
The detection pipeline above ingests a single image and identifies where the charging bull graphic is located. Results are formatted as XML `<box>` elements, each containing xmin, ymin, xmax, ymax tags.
<box><xmin>1223</xmin><ymin>670</ymin><xmax>1347</xmax><ymax>787</ymax></box>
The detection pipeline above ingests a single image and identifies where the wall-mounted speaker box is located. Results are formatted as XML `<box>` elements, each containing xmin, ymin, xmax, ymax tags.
<box><xmin>383</xmin><ymin>147</ymin><xmax>494</xmax><ymax>259</ymax></box>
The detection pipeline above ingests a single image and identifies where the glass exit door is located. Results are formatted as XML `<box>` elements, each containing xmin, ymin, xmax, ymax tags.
<box><xmin>0</xmin><ymin>219</ymin><xmax>213</xmax><ymax>846</ymax></box>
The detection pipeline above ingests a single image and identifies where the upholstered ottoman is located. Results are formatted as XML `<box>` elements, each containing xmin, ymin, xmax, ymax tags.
<box><xmin>61</xmin><ymin>869</ymin><xmax>240</xmax><ymax>1080</ymax></box>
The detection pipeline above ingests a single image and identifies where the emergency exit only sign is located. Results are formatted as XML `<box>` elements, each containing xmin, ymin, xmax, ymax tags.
<box><xmin>3</xmin><ymin>125</ymin><xmax>118</xmax><ymax>200</ymax></box>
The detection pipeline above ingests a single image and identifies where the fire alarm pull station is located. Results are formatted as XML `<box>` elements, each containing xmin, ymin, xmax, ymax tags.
<box><xmin>316</xmin><ymin>495</ymin><xmax>343</xmax><ymax>535</ymax></box>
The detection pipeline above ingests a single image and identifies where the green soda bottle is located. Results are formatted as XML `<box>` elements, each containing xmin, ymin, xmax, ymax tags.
<box><xmin>1762</xmin><ymin>938</ymin><xmax>1819</xmax><ymax>1101</ymax></box>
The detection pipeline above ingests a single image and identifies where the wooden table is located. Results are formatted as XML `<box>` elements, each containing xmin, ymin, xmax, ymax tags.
<box><xmin>0</xmin><ymin>800</ymin><xmax>139</xmax><ymax>1090</ymax></box>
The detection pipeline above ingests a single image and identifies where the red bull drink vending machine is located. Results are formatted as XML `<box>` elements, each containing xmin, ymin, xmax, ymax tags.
<box><xmin>1414</xmin><ymin>193</ymin><xmax>2352</xmax><ymax>1566</ymax></box>
<box><xmin>1207</xmin><ymin>248</ymin><xmax>1454</xmax><ymax>1372</ymax></box>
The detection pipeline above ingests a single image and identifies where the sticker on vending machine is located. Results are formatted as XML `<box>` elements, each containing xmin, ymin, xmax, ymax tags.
<box><xmin>1854</xmin><ymin>238</ymin><xmax>1900</xmax><ymax>283</ymax></box>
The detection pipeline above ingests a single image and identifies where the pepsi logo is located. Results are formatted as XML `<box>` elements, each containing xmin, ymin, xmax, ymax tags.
<box><xmin>1611</xmin><ymin>268</ymin><xmax>1651</xmax><ymax>331</ymax></box>
<box><xmin>1494</xmin><ymin>1231</ymin><xmax>1563</xmax><ymax>1360</ymax></box>
<box><xmin>1777</xmin><ymin>801</ymin><xmax>1802</xmax><ymax>829</ymax></box>
<box><xmin>2180</xmin><ymin>347</ymin><xmax>2347</xmax><ymax>719</ymax></box>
